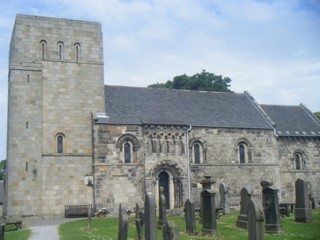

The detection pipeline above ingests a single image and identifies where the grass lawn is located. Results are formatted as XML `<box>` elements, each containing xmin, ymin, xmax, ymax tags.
<box><xmin>59</xmin><ymin>208</ymin><xmax>320</xmax><ymax>240</ymax></box>
<box><xmin>4</xmin><ymin>224</ymin><xmax>31</xmax><ymax>240</ymax></box>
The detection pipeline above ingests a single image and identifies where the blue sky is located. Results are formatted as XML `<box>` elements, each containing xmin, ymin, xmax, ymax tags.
<box><xmin>0</xmin><ymin>0</ymin><xmax>319</xmax><ymax>160</ymax></box>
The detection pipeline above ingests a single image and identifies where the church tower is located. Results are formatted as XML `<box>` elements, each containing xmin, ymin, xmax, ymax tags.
<box><xmin>5</xmin><ymin>14</ymin><xmax>105</xmax><ymax>217</ymax></box>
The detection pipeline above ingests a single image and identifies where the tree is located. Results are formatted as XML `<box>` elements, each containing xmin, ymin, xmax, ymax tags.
<box><xmin>0</xmin><ymin>160</ymin><xmax>5</xmax><ymax>180</ymax></box>
<box><xmin>314</xmin><ymin>112</ymin><xmax>320</xmax><ymax>120</ymax></box>
<box><xmin>148</xmin><ymin>70</ymin><xmax>232</xmax><ymax>92</ymax></box>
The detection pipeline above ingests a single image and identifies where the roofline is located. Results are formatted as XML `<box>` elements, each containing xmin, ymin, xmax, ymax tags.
<box><xmin>244</xmin><ymin>91</ymin><xmax>276</xmax><ymax>128</ymax></box>
<box><xmin>300</xmin><ymin>103</ymin><xmax>320</xmax><ymax>126</ymax></box>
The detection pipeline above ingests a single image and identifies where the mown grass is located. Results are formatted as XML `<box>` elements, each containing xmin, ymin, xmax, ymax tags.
<box><xmin>4</xmin><ymin>224</ymin><xmax>31</xmax><ymax>240</ymax></box>
<box><xmin>59</xmin><ymin>208</ymin><xmax>320</xmax><ymax>240</ymax></box>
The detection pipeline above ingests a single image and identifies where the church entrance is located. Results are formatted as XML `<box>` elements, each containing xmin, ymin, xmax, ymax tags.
<box><xmin>158</xmin><ymin>171</ymin><xmax>170</xmax><ymax>209</ymax></box>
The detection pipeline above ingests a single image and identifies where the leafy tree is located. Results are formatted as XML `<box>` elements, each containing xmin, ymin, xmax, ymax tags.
<box><xmin>148</xmin><ymin>70</ymin><xmax>232</xmax><ymax>92</ymax></box>
<box><xmin>315</xmin><ymin>112</ymin><xmax>320</xmax><ymax>120</ymax></box>
<box><xmin>0</xmin><ymin>160</ymin><xmax>5</xmax><ymax>180</ymax></box>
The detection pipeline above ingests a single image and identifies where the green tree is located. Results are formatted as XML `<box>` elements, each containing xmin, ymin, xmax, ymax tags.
<box><xmin>314</xmin><ymin>112</ymin><xmax>320</xmax><ymax>120</ymax></box>
<box><xmin>0</xmin><ymin>160</ymin><xmax>5</xmax><ymax>180</ymax></box>
<box><xmin>148</xmin><ymin>70</ymin><xmax>232</xmax><ymax>92</ymax></box>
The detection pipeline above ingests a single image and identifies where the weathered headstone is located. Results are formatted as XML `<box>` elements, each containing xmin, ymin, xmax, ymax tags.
<box><xmin>158</xmin><ymin>186</ymin><xmax>167</xmax><ymax>227</ymax></box>
<box><xmin>145</xmin><ymin>193</ymin><xmax>157</xmax><ymax>240</ymax></box>
<box><xmin>219</xmin><ymin>182</ymin><xmax>230</xmax><ymax>214</ymax></box>
<box><xmin>200</xmin><ymin>176</ymin><xmax>216</xmax><ymax>223</ymax></box>
<box><xmin>201</xmin><ymin>189</ymin><xmax>217</xmax><ymax>236</ymax></box>
<box><xmin>260</xmin><ymin>180</ymin><xmax>282</xmax><ymax>234</ymax></box>
<box><xmin>248</xmin><ymin>199</ymin><xmax>265</xmax><ymax>240</ymax></box>
<box><xmin>236</xmin><ymin>187</ymin><xmax>253</xmax><ymax>229</ymax></box>
<box><xmin>163</xmin><ymin>221</ymin><xmax>179</xmax><ymax>240</ymax></box>
<box><xmin>295</xmin><ymin>178</ymin><xmax>312</xmax><ymax>223</ymax></box>
<box><xmin>118</xmin><ymin>203</ymin><xmax>129</xmax><ymax>240</ymax></box>
<box><xmin>135</xmin><ymin>203</ymin><xmax>144</xmax><ymax>240</ymax></box>
<box><xmin>0</xmin><ymin>223</ymin><xmax>5</xmax><ymax>240</ymax></box>
<box><xmin>184</xmin><ymin>199</ymin><xmax>196</xmax><ymax>235</ymax></box>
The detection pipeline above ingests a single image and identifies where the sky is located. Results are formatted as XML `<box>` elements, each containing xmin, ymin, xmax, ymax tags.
<box><xmin>0</xmin><ymin>0</ymin><xmax>319</xmax><ymax>160</ymax></box>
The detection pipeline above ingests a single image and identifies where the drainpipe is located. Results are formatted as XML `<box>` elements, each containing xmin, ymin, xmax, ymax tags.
<box><xmin>186</xmin><ymin>125</ymin><xmax>192</xmax><ymax>199</ymax></box>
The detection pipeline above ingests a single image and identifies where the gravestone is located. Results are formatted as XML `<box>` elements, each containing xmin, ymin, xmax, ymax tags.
<box><xmin>145</xmin><ymin>193</ymin><xmax>157</xmax><ymax>240</ymax></box>
<box><xmin>236</xmin><ymin>187</ymin><xmax>253</xmax><ymax>229</ymax></box>
<box><xmin>135</xmin><ymin>203</ymin><xmax>144</xmax><ymax>240</ymax></box>
<box><xmin>248</xmin><ymin>199</ymin><xmax>265</xmax><ymax>240</ymax></box>
<box><xmin>158</xmin><ymin>186</ymin><xmax>167</xmax><ymax>227</ymax></box>
<box><xmin>200</xmin><ymin>176</ymin><xmax>216</xmax><ymax>222</ymax></box>
<box><xmin>295</xmin><ymin>178</ymin><xmax>312</xmax><ymax>223</ymax></box>
<box><xmin>201</xmin><ymin>189</ymin><xmax>217</xmax><ymax>236</ymax></box>
<box><xmin>163</xmin><ymin>221</ymin><xmax>179</xmax><ymax>240</ymax></box>
<box><xmin>260</xmin><ymin>180</ymin><xmax>282</xmax><ymax>234</ymax></box>
<box><xmin>118</xmin><ymin>203</ymin><xmax>129</xmax><ymax>240</ymax></box>
<box><xmin>219</xmin><ymin>182</ymin><xmax>230</xmax><ymax>214</ymax></box>
<box><xmin>0</xmin><ymin>223</ymin><xmax>4</xmax><ymax>240</ymax></box>
<box><xmin>184</xmin><ymin>199</ymin><xmax>196</xmax><ymax>235</ymax></box>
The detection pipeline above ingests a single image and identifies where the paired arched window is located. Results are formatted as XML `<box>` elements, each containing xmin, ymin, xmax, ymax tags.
<box><xmin>57</xmin><ymin>41</ymin><xmax>64</xmax><ymax>60</ymax></box>
<box><xmin>40</xmin><ymin>40</ymin><xmax>47</xmax><ymax>59</ymax></box>
<box><xmin>56</xmin><ymin>133</ymin><xmax>66</xmax><ymax>154</ymax></box>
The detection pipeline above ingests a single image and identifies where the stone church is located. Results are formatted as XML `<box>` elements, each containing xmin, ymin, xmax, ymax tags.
<box><xmin>4</xmin><ymin>14</ymin><xmax>320</xmax><ymax>218</ymax></box>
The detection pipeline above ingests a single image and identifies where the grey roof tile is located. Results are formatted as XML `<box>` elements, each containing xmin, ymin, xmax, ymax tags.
<box><xmin>104</xmin><ymin>85</ymin><xmax>273</xmax><ymax>129</ymax></box>
<box><xmin>261</xmin><ymin>104</ymin><xmax>320</xmax><ymax>137</ymax></box>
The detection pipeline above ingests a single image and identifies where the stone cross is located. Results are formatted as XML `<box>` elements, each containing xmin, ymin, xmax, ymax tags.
<box><xmin>135</xmin><ymin>203</ymin><xmax>144</xmax><ymax>240</ymax></box>
<box><xmin>145</xmin><ymin>192</ymin><xmax>157</xmax><ymax>240</ymax></box>
<box><xmin>219</xmin><ymin>182</ymin><xmax>230</xmax><ymax>214</ymax></box>
<box><xmin>201</xmin><ymin>189</ymin><xmax>217</xmax><ymax>236</ymax></box>
<box><xmin>236</xmin><ymin>187</ymin><xmax>253</xmax><ymax>229</ymax></box>
<box><xmin>184</xmin><ymin>199</ymin><xmax>196</xmax><ymax>235</ymax></box>
<box><xmin>118</xmin><ymin>203</ymin><xmax>129</xmax><ymax>240</ymax></box>
<box><xmin>295</xmin><ymin>178</ymin><xmax>312</xmax><ymax>223</ymax></box>
<box><xmin>248</xmin><ymin>199</ymin><xmax>265</xmax><ymax>240</ymax></box>
<box><xmin>158</xmin><ymin>186</ymin><xmax>167</xmax><ymax>227</ymax></box>
<box><xmin>260</xmin><ymin>180</ymin><xmax>282</xmax><ymax>234</ymax></box>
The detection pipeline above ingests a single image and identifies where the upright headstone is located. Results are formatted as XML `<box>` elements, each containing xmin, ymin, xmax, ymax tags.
<box><xmin>200</xmin><ymin>176</ymin><xmax>216</xmax><ymax>222</ymax></box>
<box><xmin>248</xmin><ymin>199</ymin><xmax>265</xmax><ymax>240</ymax></box>
<box><xmin>135</xmin><ymin>203</ymin><xmax>144</xmax><ymax>240</ymax></box>
<box><xmin>0</xmin><ymin>223</ymin><xmax>5</xmax><ymax>240</ymax></box>
<box><xmin>163</xmin><ymin>221</ymin><xmax>179</xmax><ymax>240</ymax></box>
<box><xmin>184</xmin><ymin>199</ymin><xmax>196</xmax><ymax>235</ymax></box>
<box><xmin>236</xmin><ymin>187</ymin><xmax>253</xmax><ymax>229</ymax></box>
<box><xmin>158</xmin><ymin>186</ymin><xmax>167</xmax><ymax>227</ymax></box>
<box><xmin>219</xmin><ymin>182</ymin><xmax>230</xmax><ymax>214</ymax></box>
<box><xmin>145</xmin><ymin>193</ymin><xmax>157</xmax><ymax>240</ymax></box>
<box><xmin>118</xmin><ymin>203</ymin><xmax>129</xmax><ymax>240</ymax></box>
<box><xmin>260</xmin><ymin>180</ymin><xmax>282</xmax><ymax>234</ymax></box>
<box><xmin>201</xmin><ymin>189</ymin><xmax>217</xmax><ymax>236</ymax></box>
<box><xmin>295</xmin><ymin>178</ymin><xmax>312</xmax><ymax>223</ymax></box>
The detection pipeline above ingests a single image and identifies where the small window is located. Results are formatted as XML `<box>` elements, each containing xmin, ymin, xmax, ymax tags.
<box><xmin>56</xmin><ymin>133</ymin><xmax>65</xmax><ymax>154</ymax></box>
<box><xmin>57</xmin><ymin>41</ymin><xmax>64</xmax><ymax>60</ymax></box>
<box><xmin>294</xmin><ymin>153</ymin><xmax>304</xmax><ymax>170</ymax></box>
<box><xmin>239</xmin><ymin>144</ymin><xmax>246</xmax><ymax>163</ymax></box>
<box><xmin>40</xmin><ymin>40</ymin><xmax>47</xmax><ymax>59</ymax></box>
<box><xmin>124</xmin><ymin>143</ymin><xmax>131</xmax><ymax>163</ymax></box>
<box><xmin>74</xmin><ymin>43</ymin><xmax>81</xmax><ymax>61</ymax></box>
<box><xmin>194</xmin><ymin>144</ymin><xmax>200</xmax><ymax>164</ymax></box>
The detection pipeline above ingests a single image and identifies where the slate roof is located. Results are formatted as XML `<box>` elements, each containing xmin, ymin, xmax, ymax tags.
<box><xmin>261</xmin><ymin>104</ymin><xmax>320</xmax><ymax>137</ymax></box>
<box><xmin>104</xmin><ymin>85</ymin><xmax>273</xmax><ymax>130</ymax></box>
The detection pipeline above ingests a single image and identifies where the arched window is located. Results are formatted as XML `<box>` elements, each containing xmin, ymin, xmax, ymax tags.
<box><xmin>74</xmin><ymin>43</ymin><xmax>81</xmax><ymax>61</ymax></box>
<box><xmin>294</xmin><ymin>152</ymin><xmax>304</xmax><ymax>170</ymax></box>
<box><xmin>194</xmin><ymin>143</ymin><xmax>200</xmax><ymax>164</ymax></box>
<box><xmin>236</xmin><ymin>138</ymin><xmax>252</xmax><ymax>164</ymax></box>
<box><xmin>124</xmin><ymin>143</ymin><xmax>131</xmax><ymax>163</ymax></box>
<box><xmin>56</xmin><ymin>134</ymin><xmax>65</xmax><ymax>154</ymax></box>
<box><xmin>57</xmin><ymin>41</ymin><xmax>64</xmax><ymax>60</ymax></box>
<box><xmin>40</xmin><ymin>40</ymin><xmax>47</xmax><ymax>59</ymax></box>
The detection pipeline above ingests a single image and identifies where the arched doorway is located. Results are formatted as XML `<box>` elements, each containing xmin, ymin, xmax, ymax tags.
<box><xmin>158</xmin><ymin>171</ymin><xmax>170</xmax><ymax>209</ymax></box>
